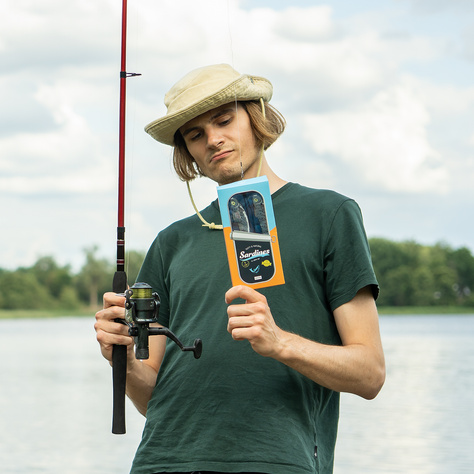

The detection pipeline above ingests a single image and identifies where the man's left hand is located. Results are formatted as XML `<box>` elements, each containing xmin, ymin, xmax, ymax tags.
<box><xmin>225</xmin><ymin>285</ymin><xmax>285</xmax><ymax>358</ymax></box>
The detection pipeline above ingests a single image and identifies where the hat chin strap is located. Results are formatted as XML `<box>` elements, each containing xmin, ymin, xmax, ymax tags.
<box><xmin>255</xmin><ymin>98</ymin><xmax>265</xmax><ymax>178</ymax></box>
<box><xmin>186</xmin><ymin>98</ymin><xmax>266</xmax><ymax>231</ymax></box>
<box><xmin>186</xmin><ymin>180</ymin><xmax>223</xmax><ymax>230</ymax></box>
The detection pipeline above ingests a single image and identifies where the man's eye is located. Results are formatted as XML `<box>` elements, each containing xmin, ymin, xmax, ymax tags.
<box><xmin>190</xmin><ymin>132</ymin><xmax>202</xmax><ymax>141</ymax></box>
<box><xmin>218</xmin><ymin>117</ymin><xmax>232</xmax><ymax>126</ymax></box>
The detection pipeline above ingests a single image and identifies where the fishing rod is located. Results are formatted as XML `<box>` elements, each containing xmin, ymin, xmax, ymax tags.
<box><xmin>111</xmin><ymin>0</ymin><xmax>136</xmax><ymax>436</ymax></box>
<box><xmin>111</xmin><ymin>0</ymin><xmax>202</xmax><ymax>435</ymax></box>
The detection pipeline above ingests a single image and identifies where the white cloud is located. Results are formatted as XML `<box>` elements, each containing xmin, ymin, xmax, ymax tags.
<box><xmin>2</xmin><ymin>1</ymin><xmax>118</xmax><ymax>72</ymax></box>
<box><xmin>273</xmin><ymin>6</ymin><xmax>335</xmax><ymax>42</ymax></box>
<box><xmin>301</xmin><ymin>82</ymin><xmax>448</xmax><ymax>194</ymax></box>
<box><xmin>402</xmin><ymin>0</ymin><xmax>473</xmax><ymax>13</ymax></box>
<box><xmin>0</xmin><ymin>79</ymin><xmax>116</xmax><ymax>196</ymax></box>
<box><xmin>407</xmin><ymin>77</ymin><xmax>474</xmax><ymax>117</ymax></box>
<box><xmin>1</xmin><ymin>0</ymin><xmax>474</xmax><ymax>269</ymax></box>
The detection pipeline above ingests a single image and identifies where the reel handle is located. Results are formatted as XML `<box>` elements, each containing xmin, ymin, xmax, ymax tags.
<box><xmin>126</xmin><ymin>283</ymin><xmax>203</xmax><ymax>360</ymax></box>
<box><xmin>148</xmin><ymin>327</ymin><xmax>203</xmax><ymax>359</ymax></box>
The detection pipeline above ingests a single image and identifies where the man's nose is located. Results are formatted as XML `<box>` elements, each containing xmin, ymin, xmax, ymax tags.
<box><xmin>206</xmin><ymin>127</ymin><xmax>224</xmax><ymax>148</ymax></box>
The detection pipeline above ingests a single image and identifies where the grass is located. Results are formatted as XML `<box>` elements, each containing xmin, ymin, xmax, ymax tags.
<box><xmin>0</xmin><ymin>307</ymin><xmax>98</xmax><ymax>320</ymax></box>
<box><xmin>1</xmin><ymin>306</ymin><xmax>473</xmax><ymax>319</ymax></box>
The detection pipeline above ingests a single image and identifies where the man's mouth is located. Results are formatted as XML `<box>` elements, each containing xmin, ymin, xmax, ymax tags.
<box><xmin>210</xmin><ymin>149</ymin><xmax>234</xmax><ymax>162</ymax></box>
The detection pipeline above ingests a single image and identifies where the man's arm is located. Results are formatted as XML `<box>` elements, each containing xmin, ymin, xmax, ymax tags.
<box><xmin>226</xmin><ymin>285</ymin><xmax>385</xmax><ymax>400</ymax></box>
<box><xmin>94</xmin><ymin>292</ymin><xmax>167</xmax><ymax>415</ymax></box>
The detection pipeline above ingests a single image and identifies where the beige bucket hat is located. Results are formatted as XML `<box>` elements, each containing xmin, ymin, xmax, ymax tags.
<box><xmin>145</xmin><ymin>64</ymin><xmax>273</xmax><ymax>146</ymax></box>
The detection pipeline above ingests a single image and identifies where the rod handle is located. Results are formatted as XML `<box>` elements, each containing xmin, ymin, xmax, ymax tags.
<box><xmin>112</xmin><ymin>344</ymin><xmax>127</xmax><ymax>434</ymax></box>
<box><xmin>112</xmin><ymin>269</ymin><xmax>128</xmax><ymax>434</ymax></box>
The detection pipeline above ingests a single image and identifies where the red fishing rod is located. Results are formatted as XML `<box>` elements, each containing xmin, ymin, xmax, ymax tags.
<box><xmin>110</xmin><ymin>0</ymin><xmax>202</xmax><ymax>435</ymax></box>
<box><xmin>111</xmin><ymin>0</ymin><xmax>140</xmax><ymax>435</ymax></box>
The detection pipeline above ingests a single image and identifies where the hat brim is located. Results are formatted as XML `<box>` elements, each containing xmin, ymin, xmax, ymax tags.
<box><xmin>145</xmin><ymin>74</ymin><xmax>272</xmax><ymax>146</ymax></box>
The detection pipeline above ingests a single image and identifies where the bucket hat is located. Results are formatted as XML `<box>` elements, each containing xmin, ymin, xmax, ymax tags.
<box><xmin>145</xmin><ymin>64</ymin><xmax>273</xmax><ymax>146</ymax></box>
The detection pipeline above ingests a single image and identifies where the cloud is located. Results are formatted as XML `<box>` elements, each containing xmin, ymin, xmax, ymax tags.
<box><xmin>273</xmin><ymin>6</ymin><xmax>335</xmax><ymax>42</ymax></box>
<box><xmin>461</xmin><ymin>23</ymin><xmax>474</xmax><ymax>62</ymax></box>
<box><xmin>0</xmin><ymin>79</ymin><xmax>116</xmax><ymax>196</ymax></box>
<box><xmin>0</xmin><ymin>74</ymin><xmax>56</xmax><ymax>137</ymax></box>
<box><xmin>2</xmin><ymin>0</ymin><xmax>118</xmax><ymax>72</ymax></box>
<box><xmin>301</xmin><ymin>81</ymin><xmax>448</xmax><ymax>194</ymax></box>
<box><xmin>402</xmin><ymin>0</ymin><xmax>473</xmax><ymax>14</ymax></box>
<box><xmin>1</xmin><ymin>0</ymin><xmax>474</xmax><ymax>270</ymax></box>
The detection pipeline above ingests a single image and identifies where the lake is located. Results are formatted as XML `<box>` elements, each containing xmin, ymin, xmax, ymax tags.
<box><xmin>0</xmin><ymin>314</ymin><xmax>473</xmax><ymax>473</ymax></box>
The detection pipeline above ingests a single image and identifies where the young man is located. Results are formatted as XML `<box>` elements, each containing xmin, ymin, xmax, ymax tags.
<box><xmin>95</xmin><ymin>64</ymin><xmax>385</xmax><ymax>474</ymax></box>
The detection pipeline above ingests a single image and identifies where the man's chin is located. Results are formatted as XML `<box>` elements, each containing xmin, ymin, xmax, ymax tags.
<box><xmin>212</xmin><ymin>159</ymin><xmax>259</xmax><ymax>185</ymax></box>
<box><xmin>214</xmin><ymin>168</ymin><xmax>243</xmax><ymax>186</ymax></box>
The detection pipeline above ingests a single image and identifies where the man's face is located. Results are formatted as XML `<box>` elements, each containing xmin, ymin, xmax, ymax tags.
<box><xmin>179</xmin><ymin>103</ymin><xmax>261</xmax><ymax>185</ymax></box>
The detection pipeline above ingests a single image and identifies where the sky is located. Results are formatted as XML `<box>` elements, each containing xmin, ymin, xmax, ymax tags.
<box><xmin>1</xmin><ymin>0</ymin><xmax>474</xmax><ymax>272</ymax></box>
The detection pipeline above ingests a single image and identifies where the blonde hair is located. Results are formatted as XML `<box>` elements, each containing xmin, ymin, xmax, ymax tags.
<box><xmin>172</xmin><ymin>101</ymin><xmax>286</xmax><ymax>182</ymax></box>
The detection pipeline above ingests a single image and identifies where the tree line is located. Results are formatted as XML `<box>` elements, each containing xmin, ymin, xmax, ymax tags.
<box><xmin>370</xmin><ymin>238</ymin><xmax>474</xmax><ymax>307</ymax></box>
<box><xmin>0</xmin><ymin>246</ymin><xmax>145</xmax><ymax>311</ymax></box>
<box><xmin>1</xmin><ymin>240</ymin><xmax>473</xmax><ymax>311</ymax></box>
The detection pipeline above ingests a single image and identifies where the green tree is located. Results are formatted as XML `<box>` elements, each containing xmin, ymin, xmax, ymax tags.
<box><xmin>411</xmin><ymin>265</ymin><xmax>436</xmax><ymax>306</ymax></box>
<box><xmin>76</xmin><ymin>246</ymin><xmax>114</xmax><ymax>308</ymax></box>
<box><xmin>1</xmin><ymin>238</ymin><xmax>473</xmax><ymax>311</ymax></box>
<box><xmin>369</xmin><ymin>238</ymin><xmax>407</xmax><ymax>278</ymax></box>
<box><xmin>57</xmin><ymin>286</ymin><xmax>82</xmax><ymax>309</ymax></box>
<box><xmin>426</xmin><ymin>244</ymin><xmax>457</xmax><ymax>305</ymax></box>
<box><xmin>30</xmin><ymin>256</ymin><xmax>75</xmax><ymax>300</ymax></box>
<box><xmin>447</xmin><ymin>246</ymin><xmax>474</xmax><ymax>305</ymax></box>
<box><xmin>379</xmin><ymin>265</ymin><xmax>415</xmax><ymax>306</ymax></box>
<box><xmin>370</xmin><ymin>238</ymin><xmax>474</xmax><ymax>307</ymax></box>
<box><xmin>370</xmin><ymin>239</ymin><xmax>422</xmax><ymax>306</ymax></box>
<box><xmin>0</xmin><ymin>270</ymin><xmax>54</xmax><ymax>309</ymax></box>
<box><xmin>125</xmin><ymin>250</ymin><xmax>146</xmax><ymax>285</ymax></box>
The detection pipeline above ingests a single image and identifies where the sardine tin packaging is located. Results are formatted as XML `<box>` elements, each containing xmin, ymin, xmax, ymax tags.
<box><xmin>217</xmin><ymin>176</ymin><xmax>285</xmax><ymax>289</ymax></box>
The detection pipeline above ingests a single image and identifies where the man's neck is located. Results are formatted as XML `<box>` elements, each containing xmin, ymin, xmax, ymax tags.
<box><xmin>253</xmin><ymin>155</ymin><xmax>288</xmax><ymax>194</ymax></box>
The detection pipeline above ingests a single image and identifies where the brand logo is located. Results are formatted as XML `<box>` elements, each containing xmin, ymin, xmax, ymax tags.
<box><xmin>239</xmin><ymin>248</ymin><xmax>270</xmax><ymax>262</ymax></box>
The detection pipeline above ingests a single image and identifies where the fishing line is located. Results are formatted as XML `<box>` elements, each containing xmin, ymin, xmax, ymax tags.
<box><xmin>226</xmin><ymin>0</ymin><xmax>265</xmax><ymax>180</ymax></box>
<box><xmin>226</xmin><ymin>0</ymin><xmax>244</xmax><ymax>179</ymax></box>
<box><xmin>226</xmin><ymin>0</ymin><xmax>236</xmax><ymax>73</ymax></box>
<box><xmin>185</xmin><ymin>0</ymin><xmax>238</xmax><ymax>230</ymax></box>
<box><xmin>187</xmin><ymin>1</ymin><xmax>265</xmax><ymax>229</ymax></box>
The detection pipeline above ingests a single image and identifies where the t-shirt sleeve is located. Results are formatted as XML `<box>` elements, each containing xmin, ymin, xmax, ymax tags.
<box><xmin>323</xmin><ymin>199</ymin><xmax>379</xmax><ymax>311</ymax></box>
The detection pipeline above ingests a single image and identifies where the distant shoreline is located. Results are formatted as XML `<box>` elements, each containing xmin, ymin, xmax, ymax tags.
<box><xmin>1</xmin><ymin>306</ymin><xmax>473</xmax><ymax>320</ymax></box>
<box><xmin>378</xmin><ymin>306</ymin><xmax>474</xmax><ymax>315</ymax></box>
<box><xmin>0</xmin><ymin>308</ymin><xmax>97</xmax><ymax>320</ymax></box>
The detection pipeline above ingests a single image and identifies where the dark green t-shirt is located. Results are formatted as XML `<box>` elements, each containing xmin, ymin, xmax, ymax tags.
<box><xmin>131</xmin><ymin>183</ymin><xmax>378</xmax><ymax>474</ymax></box>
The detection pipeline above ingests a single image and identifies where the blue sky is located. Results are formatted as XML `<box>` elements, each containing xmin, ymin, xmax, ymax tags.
<box><xmin>1</xmin><ymin>0</ymin><xmax>473</xmax><ymax>271</ymax></box>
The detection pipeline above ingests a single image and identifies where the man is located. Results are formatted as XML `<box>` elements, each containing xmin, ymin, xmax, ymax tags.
<box><xmin>95</xmin><ymin>64</ymin><xmax>385</xmax><ymax>474</ymax></box>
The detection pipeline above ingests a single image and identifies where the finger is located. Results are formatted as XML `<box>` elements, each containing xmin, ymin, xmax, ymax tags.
<box><xmin>227</xmin><ymin>300</ymin><xmax>268</xmax><ymax>320</ymax></box>
<box><xmin>225</xmin><ymin>285</ymin><xmax>265</xmax><ymax>305</ymax></box>
<box><xmin>229</xmin><ymin>328</ymin><xmax>246</xmax><ymax>341</ymax></box>
<box><xmin>229</xmin><ymin>324</ymin><xmax>264</xmax><ymax>342</ymax></box>
<box><xmin>227</xmin><ymin>315</ymin><xmax>254</xmax><ymax>330</ymax></box>
<box><xmin>103</xmin><ymin>291</ymin><xmax>126</xmax><ymax>309</ymax></box>
<box><xmin>95</xmin><ymin>315</ymin><xmax>130</xmax><ymax>336</ymax></box>
<box><xmin>96</xmin><ymin>303</ymin><xmax>126</xmax><ymax>323</ymax></box>
<box><xmin>95</xmin><ymin>328</ymin><xmax>134</xmax><ymax>364</ymax></box>
<box><xmin>227</xmin><ymin>303</ymin><xmax>252</xmax><ymax>318</ymax></box>
<box><xmin>96</xmin><ymin>327</ymin><xmax>134</xmax><ymax>347</ymax></box>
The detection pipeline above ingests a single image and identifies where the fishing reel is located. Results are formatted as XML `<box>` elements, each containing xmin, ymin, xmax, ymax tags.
<box><xmin>124</xmin><ymin>282</ymin><xmax>202</xmax><ymax>360</ymax></box>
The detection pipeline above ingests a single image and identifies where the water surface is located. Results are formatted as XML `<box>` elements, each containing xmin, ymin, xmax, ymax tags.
<box><xmin>1</xmin><ymin>315</ymin><xmax>473</xmax><ymax>473</ymax></box>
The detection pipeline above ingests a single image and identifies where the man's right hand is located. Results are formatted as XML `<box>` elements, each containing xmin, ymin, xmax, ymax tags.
<box><xmin>95</xmin><ymin>292</ymin><xmax>135</xmax><ymax>366</ymax></box>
